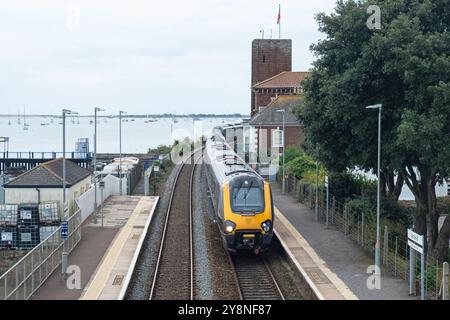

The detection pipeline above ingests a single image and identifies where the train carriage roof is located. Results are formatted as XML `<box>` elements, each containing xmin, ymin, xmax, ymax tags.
<box><xmin>205</xmin><ymin>134</ymin><xmax>262</xmax><ymax>185</ymax></box>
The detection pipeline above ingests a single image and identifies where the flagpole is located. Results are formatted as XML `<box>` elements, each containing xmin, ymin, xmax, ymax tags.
<box><xmin>278</xmin><ymin>4</ymin><xmax>281</xmax><ymax>39</ymax></box>
<box><xmin>279</xmin><ymin>21</ymin><xmax>281</xmax><ymax>39</ymax></box>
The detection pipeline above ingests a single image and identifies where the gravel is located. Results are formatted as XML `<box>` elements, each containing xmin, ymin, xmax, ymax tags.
<box><xmin>196</xmin><ymin>164</ymin><xmax>240</xmax><ymax>300</ymax></box>
<box><xmin>192</xmin><ymin>163</ymin><xmax>214</xmax><ymax>299</ymax></box>
<box><xmin>126</xmin><ymin>159</ymin><xmax>306</xmax><ymax>300</ymax></box>
<box><xmin>125</xmin><ymin>162</ymin><xmax>179</xmax><ymax>300</ymax></box>
<box><xmin>264</xmin><ymin>236</ymin><xmax>306</xmax><ymax>300</ymax></box>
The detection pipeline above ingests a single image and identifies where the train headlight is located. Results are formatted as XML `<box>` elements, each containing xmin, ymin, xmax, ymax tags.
<box><xmin>224</xmin><ymin>220</ymin><xmax>236</xmax><ymax>233</ymax></box>
<box><xmin>261</xmin><ymin>220</ymin><xmax>272</xmax><ymax>232</ymax></box>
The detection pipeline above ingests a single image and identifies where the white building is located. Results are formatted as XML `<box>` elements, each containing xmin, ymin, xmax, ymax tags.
<box><xmin>3</xmin><ymin>158</ymin><xmax>92</xmax><ymax>216</ymax></box>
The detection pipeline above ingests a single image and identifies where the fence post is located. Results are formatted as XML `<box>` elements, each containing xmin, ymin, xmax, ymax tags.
<box><xmin>293</xmin><ymin>177</ymin><xmax>296</xmax><ymax>194</ymax></box>
<box><xmin>383</xmin><ymin>225</ymin><xmax>388</xmax><ymax>266</ymax></box>
<box><xmin>436</xmin><ymin>259</ymin><xmax>439</xmax><ymax>300</ymax></box>
<box><xmin>343</xmin><ymin>203</ymin><xmax>347</xmax><ymax>234</ymax></box>
<box><xmin>332</xmin><ymin>196</ymin><xmax>336</xmax><ymax>226</ymax></box>
<box><xmin>361</xmin><ymin>212</ymin><xmax>365</xmax><ymax>248</ymax></box>
<box><xmin>394</xmin><ymin>237</ymin><xmax>398</xmax><ymax>277</ymax></box>
<box><xmin>443</xmin><ymin>262</ymin><xmax>449</xmax><ymax>300</ymax></box>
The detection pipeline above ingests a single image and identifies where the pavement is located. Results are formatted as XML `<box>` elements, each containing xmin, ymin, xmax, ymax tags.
<box><xmin>30</xmin><ymin>226</ymin><xmax>118</xmax><ymax>300</ymax></box>
<box><xmin>30</xmin><ymin>196</ymin><xmax>148</xmax><ymax>300</ymax></box>
<box><xmin>271</xmin><ymin>184</ymin><xmax>415</xmax><ymax>300</ymax></box>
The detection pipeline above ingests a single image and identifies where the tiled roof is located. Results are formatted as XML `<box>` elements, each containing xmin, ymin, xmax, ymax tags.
<box><xmin>4</xmin><ymin>158</ymin><xmax>92</xmax><ymax>188</ymax></box>
<box><xmin>252</xmin><ymin>71</ymin><xmax>310</xmax><ymax>89</ymax></box>
<box><xmin>249</xmin><ymin>96</ymin><xmax>303</xmax><ymax>126</ymax></box>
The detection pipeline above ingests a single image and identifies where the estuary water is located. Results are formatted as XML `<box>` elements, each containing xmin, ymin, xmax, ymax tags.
<box><xmin>0</xmin><ymin>115</ymin><xmax>446</xmax><ymax>201</ymax></box>
<box><xmin>0</xmin><ymin>116</ymin><xmax>242</xmax><ymax>154</ymax></box>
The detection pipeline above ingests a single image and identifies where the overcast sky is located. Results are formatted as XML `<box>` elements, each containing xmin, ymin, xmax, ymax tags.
<box><xmin>0</xmin><ymin>0</ymin><xmax>336</xmax><ymax>115</ymax></box>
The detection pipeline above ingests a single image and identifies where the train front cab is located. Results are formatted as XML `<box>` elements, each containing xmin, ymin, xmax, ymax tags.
<box><xmin>220</xmin><ymin>174</ymin><xmax>274</xmax><ymax>254</ymax></box>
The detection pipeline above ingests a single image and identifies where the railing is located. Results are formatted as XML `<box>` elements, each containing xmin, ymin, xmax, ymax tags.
<box><xmin>286</xmin><ymin>175</ymin><xmax>449</xmax><ymax>300</ymax></box>
<box><xmin>1</xmin><ymin>152</ymin><xmax>93</xmax><ymax>160</ymax></box>
<box><xmin>0</xmin><ymin>210</ymin><xmax>82</xmax><ymax>300</ymax></box>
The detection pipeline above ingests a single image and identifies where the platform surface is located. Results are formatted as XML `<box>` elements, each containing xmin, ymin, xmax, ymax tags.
<box><xmin>80</xmin><ymin>196</ymin><xmax>158</xmax><ymax>300</ymax></box>
<box><xmin>272</xmin><ymin>184</ymin><xmax>414</xmax><ymax>300</ymax></box>
<box><xmin>274</xmin><ymin>208</ymin><xmax>357</xmax><ymax>300</ymax></box>
<box><xmin>31</xmin><ymin>196</ymin><xmax>157</xmax><ymax>300</ymax></box>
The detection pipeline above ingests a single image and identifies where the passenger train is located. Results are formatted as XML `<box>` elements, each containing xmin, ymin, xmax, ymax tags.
<box><xmin>204</xmin><ymin>129</ymin><xmax>274</xmax><ymax>254</ymax></box>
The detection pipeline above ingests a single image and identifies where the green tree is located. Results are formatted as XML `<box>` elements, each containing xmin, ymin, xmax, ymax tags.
<box><xmin>286</xmin><ymin>155</ymin><xmax>317</xmax><ymax>179</ymax></box>
<box><xmin>296</xmin><ymin>0</ymin><xmax>450</xmax><ymax>261</ymax></box>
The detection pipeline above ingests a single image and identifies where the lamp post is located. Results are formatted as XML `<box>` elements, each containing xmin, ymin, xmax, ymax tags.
<box><xmin>119</xmin><ymin>110</ymin><xmax>126</xmax><ymax>195</ymax></box>
<box><xmin>366</xmin><ymin>103</ymin><xmax>382</xmax><ymax>273</ymax></box>
<box><xmin>276</xmin><ymin>109</ymin><xmax>286</xmax><ymax>194</ymax></box>
<box><xmin>62</xmin><ymin>109</ymin><xmax>78</xmax><ymax>220</ymax></box>
<box><xmin>94</xmin><ymin>107</ymin><xmax>105</xmax><ymax>219</ymax></box>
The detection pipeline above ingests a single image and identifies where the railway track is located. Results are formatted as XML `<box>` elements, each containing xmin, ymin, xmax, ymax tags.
<box><xmin>149</xmin><ymin>152</ymin><xmax>200</xmax><ymax>300</ymax></box>
<box><xmin>230</xmin><ymin>254</ymin><xmax>285</xmax><ymax>300</ymax></box>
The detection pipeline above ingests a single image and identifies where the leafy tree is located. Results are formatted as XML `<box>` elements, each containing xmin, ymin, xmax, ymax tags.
<box><xmin>286</xmin><ymin>155</ymin><xmax>317</xmax><ymax>179</ymax></box>
<box><xmin>296</xmin><ymin>0</ymin><xmax>450</xmax><ymax>260</ymax></box>
<box><xmin>282</xmin><ymin>147</ymin><xmax>305</xmax><ymax>165</ymax></box>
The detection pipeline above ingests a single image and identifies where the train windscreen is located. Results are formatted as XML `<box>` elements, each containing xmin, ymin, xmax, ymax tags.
<box><xmin>231</xmin><ymin>185</ymin><xmax>264</xmax><ymax>213</ymax></box>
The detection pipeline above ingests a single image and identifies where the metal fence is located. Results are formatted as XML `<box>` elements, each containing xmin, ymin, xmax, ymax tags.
<box><xmin>0</xmin><ymin>209</ymin><xmax>82</xmax><ymax>300</ymax></box>
<box><xmin>286</xmin><ymin>176</ymin><xmax>449</xmax><ymax>300</ymax></box>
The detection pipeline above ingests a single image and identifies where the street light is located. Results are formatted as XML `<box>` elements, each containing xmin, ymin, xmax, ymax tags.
<box><xmin>62</xmin><ymin>109</ymin><xmax>78</xmax><ymax>221</ymax></box>
<box><xmin>94</xmin><ymin>107</ymin><xmax>105</xmax><ymax>217</ymax></box>
<box><xmin>276</xmin><ymin>109</ymin><xmax>286</xmax><ymax>194</ymax></box>
<box><xmin>119</xmin><ymin>110</ymin><xmax>127</xmax><ymax>195</ymax></box>
<box><xmin>366</xmin><ymin>103</ymin><xmax>382</xmax><ymax>273</ymax></box>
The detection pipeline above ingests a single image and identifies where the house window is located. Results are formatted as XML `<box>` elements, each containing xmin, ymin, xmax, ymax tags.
<box><xmin>272</xmin><ymin>129</ymin><xmax>284</xmax><ymax>148</ymax></box>
<box><xmin>262</xmin><ymin>55</ymin><xmax>266</xmax><ymax>63</ymax></box>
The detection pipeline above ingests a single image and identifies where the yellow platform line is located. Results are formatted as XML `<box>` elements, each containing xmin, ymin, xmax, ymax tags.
<box><xmin>275</xmin><ymin>207</ymin><xmax>358</xmax><ymax>300</ymax></box>
<box><xmin>80</xmin><ymin>198</ymin><xmax>148</xmax><ymax>300</ymax></box>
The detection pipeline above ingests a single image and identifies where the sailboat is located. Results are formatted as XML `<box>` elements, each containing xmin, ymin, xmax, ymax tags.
<box><xmin>23</xmin><ymin>107</ymin><xmax>29</xmax><ymax>130</ymax></box>
<box><xmin>144</xmin><ymin>114</ymin><xmax>156</xmax><ymax>123</ymax></box>
<box><xmin>17</xmin><ymin>110</ymin><xmax>21</xmax><ymax>125</ymax></box>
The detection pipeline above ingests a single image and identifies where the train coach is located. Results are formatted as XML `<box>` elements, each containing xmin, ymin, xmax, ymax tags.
<box><xmin>204</xmin><ymin>131</ymin><xmax>274</xmax><ymax>254</ymax></box>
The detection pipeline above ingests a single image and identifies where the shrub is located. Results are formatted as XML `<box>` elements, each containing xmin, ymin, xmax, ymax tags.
<box><xmin>282</xmin><ymin>147</ymin><xmax>304</xmax><ymax>165</ymax></box>
<box><xmin>328</xmin><ymin>172</ymin><xmax>361</xmax><ymax>202</ymax></box>
<box><xmin>286</xmin><ymin>155</ymin><xmax>316</xmax><ymax>180</ymax></box>
<box><xmin>346</xmin><ymin>197</ymin><xmax>376</xmax><ymax>221</ymax></box>
<box><xmin>302</xmin><ymin>166</ymin><xmax>328</xmax><ymax>186</ymax></box>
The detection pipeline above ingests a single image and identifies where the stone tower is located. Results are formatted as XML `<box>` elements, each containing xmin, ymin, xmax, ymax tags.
<box><xmin>251</xmin><ymin>39</ymin><xmax>292</xmax><ymax>115</ymax></box>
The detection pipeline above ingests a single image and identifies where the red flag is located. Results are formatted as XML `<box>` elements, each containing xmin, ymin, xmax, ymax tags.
<box><xmin>277</xmin><ymin>4</ymin><xmax>281</xmax><ymax>24</ymax></box>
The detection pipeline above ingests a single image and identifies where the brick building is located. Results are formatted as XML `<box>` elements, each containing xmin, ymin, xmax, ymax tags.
<box><xmin>251</xmin><ymin>39</ymin><xmax>292</xmax><ymax>116</ymax></box>
<box><xmin>251</xmin><ymin>71</ymin><xmax>310</xmax><ymax>114</ymax></box>
<box><xmin>249</xmin><ymin>96</ymin><xmax>304</xmax><ymax>160</ymax></box>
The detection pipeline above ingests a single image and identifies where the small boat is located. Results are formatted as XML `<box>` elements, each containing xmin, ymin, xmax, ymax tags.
<box><xmin>90</xmin><ymin>119</ymin><xmax>94</xmax><ymax>125</ymax></box>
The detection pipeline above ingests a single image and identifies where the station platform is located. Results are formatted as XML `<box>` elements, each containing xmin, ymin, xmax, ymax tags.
<box><xmin>272</xmin><ymin>185</ymin><xmax>414</xmax><ymax>300</ymax></box>
<box><xmin>31</xmin><ymin>196</ymin><xmax>158</xmax><ymax>300</ymax></box>
<box><xmin>274</xmin><ymin>208</ymin><xmax>357</xmax><ymax>300</ymax></box>
<box><xmin>81</xmin><ymin>196</ymin><xmax>158</xmax><ymax>299</ymax></box>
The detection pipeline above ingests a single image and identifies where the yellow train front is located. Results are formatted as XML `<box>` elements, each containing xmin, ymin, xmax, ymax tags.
<box><xmin>204</xmin><ymin>133</ymin><xmax>274</xmax><ymax>254</ymax></box>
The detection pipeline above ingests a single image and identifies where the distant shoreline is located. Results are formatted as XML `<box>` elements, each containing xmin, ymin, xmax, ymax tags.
<box><xmin>0</xmin><ymin>113</ymin><xmax>248</xmax><ymax>119</ymax></box>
